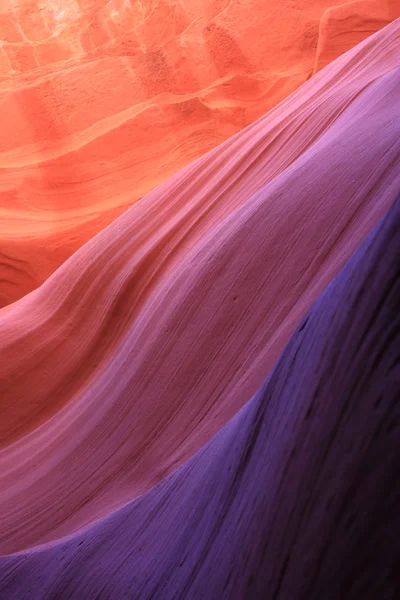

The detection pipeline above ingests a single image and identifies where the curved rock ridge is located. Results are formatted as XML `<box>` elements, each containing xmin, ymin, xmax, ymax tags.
<box><xmin>0</xmin><ymin>0</ymin><xmax>398</xmax><ymax>305</ymax></box>
<box><xmin>0</xmin><ymin>20</ymin><xmax>399</xmax><ymax>554</ymax></box>
<box><xmin>313</xmin><ymin>0</ymin><xmax>399</xmax><ymax>73</ymax></box>
<box><xmin>0</xmin><ymin>192</ymin><xmax>399</xmax><ymax>599</ymax></box>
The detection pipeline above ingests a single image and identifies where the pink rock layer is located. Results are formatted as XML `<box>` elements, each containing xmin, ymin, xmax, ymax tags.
<box><xmin>0</xmin><ymin>162</ymin><xmax>399</xmax><ymax>600</ymax></box>
<box><xmin>0</xmin><ymin>20</ymin><xmax>399</xmax><ymax>554</ymax></box>
<box><xmin>0</xmin><ymin>0</ymin><xmax>398</xmax><ymax>306</ymax></box>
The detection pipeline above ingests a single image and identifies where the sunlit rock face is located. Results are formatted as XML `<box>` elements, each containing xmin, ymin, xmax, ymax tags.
<box><xmin>0</xmin><ymin>0</ymin><xmax>398</xmax><ymax>307</ymax></box>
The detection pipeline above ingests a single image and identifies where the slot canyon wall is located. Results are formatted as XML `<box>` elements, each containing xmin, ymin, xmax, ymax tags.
<box><xmin>0</xmin><ymin>0</ymin><xmax>398</xmax><ymax>305</ymax></box>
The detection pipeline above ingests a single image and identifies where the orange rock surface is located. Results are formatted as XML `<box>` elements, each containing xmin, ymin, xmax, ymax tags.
<box><xmin>0</xmin><ymin>0</ymin><xmax>398</xmax><ymax>306</ymax></box>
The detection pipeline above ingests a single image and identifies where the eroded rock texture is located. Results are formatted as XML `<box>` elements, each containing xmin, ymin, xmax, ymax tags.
<box><xmin>0</xmin><ymin>0</ymin><xmax>398</xmax><ymax>305</ymax></box>
<box><xmin>0</xmin><ymin>154</ymin><xmax>398</xmax><ymax>600</ymax></box>
<box><xmin>0</xmin><ymin>5</ymin><xmax>399</xmax><ymax>598</ymax></box>
<box><xmin>0</xmin><ymin>21</ymin><xmax>399</xmax><ymax>560</ymax></box>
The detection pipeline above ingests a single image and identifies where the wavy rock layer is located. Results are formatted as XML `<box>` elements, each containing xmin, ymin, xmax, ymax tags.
<box><xmin>1</xmin><ymin>183</ymin><xmax>399</xmax><ymax>600</ymax></box>
<box><xmin>0</xmin><ymin>0</ymin><xmax>398</xmax><ymax>305</ymax></box>
<box><xmin>0</xmin><ymin>21</ymin><xmax>399</xmax><ymax>555</ymax></box>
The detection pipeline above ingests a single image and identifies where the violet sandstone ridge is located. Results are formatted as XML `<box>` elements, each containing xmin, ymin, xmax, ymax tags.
<box><xmin>0</xmin><ymin>2</ymin><xmax>399</xmax><ymax>600</ymax></box>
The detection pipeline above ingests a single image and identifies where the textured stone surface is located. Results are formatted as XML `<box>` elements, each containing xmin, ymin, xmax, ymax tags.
<box><xmin>1</xmin><ymin>6</ymin><xmax>399</xmax><ymax>598</ymax></box>
<box><xmin>0</xmin><ymin>161</ymin><xmax>398</xmax><ymax>600</ymax></box>
<box><xmin>0</xmin><ymin>0</ymin><xmax>398</xmax><ymax>305</ymax></box>
<box><xmin>0</xmin><ymin>21</ymin><xmax>399</xmax><ymax>561</ymax></box>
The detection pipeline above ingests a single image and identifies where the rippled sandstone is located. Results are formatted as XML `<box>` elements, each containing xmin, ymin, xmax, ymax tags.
<box><xmin>0</xmin><ymin>0</ymin><xmax>398</xmax><ymax>306</ymax></box>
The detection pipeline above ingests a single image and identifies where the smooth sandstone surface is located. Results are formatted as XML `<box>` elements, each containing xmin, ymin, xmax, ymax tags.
<box><xmin>0</xmin><ymin>0</ymin><xmax>399</xmax><ymax>306</ymax></box>
<box><xmin>0</xmin><ymin>182</ymin><xmax>398</xmax><ymax>599</ymax></box>
<box><xmin>0</xmin><ymin>20</ymin><xmax>399</xmax><ymax>556</ymax></box>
